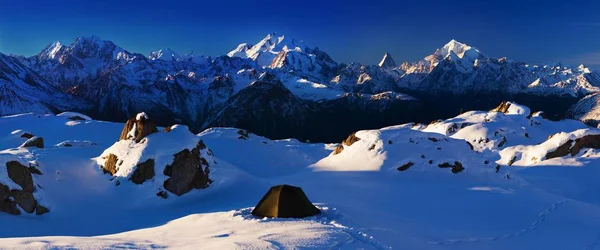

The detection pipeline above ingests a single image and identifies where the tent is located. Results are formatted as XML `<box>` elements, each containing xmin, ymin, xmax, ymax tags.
<box><xmin>251</xmin><ymin>184</ymin><xmax>321</xmax><ymax>218</ymax></box>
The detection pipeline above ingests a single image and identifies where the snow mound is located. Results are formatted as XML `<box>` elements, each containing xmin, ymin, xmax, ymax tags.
<box><xmin>312</xmin><ymin>124</ymin><xmax>494</xmax><ymax>174</ymax></box>
<box><xmin>499</xmin><ymin>129</ymin><xmax>600</xmax><ymax>166</ymax></box>
<box><xmin>421</xmin><ymin>102</ymin><xmax>586</xmax><ymax>153</ymax></box>
<box><xmin>96</xmin><ymin>124</ymin><xmax>213</xmax><ymax>196</ymax></box>
<box><xmin>198</xmin><ymin>128</ymin><xmax>330</xmax><ymax>178</ymax></box>
<box><xmin>55</xmin><ymin>112</ymin><xmax>92</xmax><ymax>121</ymax></box>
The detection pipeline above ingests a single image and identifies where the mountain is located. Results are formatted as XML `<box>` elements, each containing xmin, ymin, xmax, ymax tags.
<box><xmin>3</xmin><ymin>34</ymin><xmax>600</xmax><ymax>142</ymax></box>
<box><xmin>0</xmin><ymin>52</ymin><xmax>91</xmax><ymax>116</ymax></box>
<box><xmin>378</xmin><ymin>52</ymin><xmax>397</xmax><ymax>69</ymax></box>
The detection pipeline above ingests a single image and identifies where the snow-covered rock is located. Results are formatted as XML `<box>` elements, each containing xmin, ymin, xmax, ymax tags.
<box><xmin>97</xmin><ymin>114</ymin><xmax>212</xmax><ymax>197</ymax></box>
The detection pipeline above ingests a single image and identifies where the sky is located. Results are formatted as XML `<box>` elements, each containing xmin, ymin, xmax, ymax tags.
<box><xmin>1</xmin><ymin>0</ymin><xmax>599</xmax><ymax>68</ymax></box>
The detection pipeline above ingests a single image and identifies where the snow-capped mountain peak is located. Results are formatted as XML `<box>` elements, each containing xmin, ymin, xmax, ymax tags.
<box><xmin>228</xmin><ymin>33</ymin><xmax>308</xmax><ymax>67</ymax></box>
<box><xmin>378</xmin><ymin>52</ymin><xmax>397</xmax><ymax>68</ymax></box>
<box><xmin>149</xmin><ymin>48</ymin><xmax>181</xmax><ymax>61</ymax></box>
<box><xmin>39</xmin><ymin>41</ymin><xmax>64</xmax><ymax>60</ymax></box>
<box><xmin>426</xmin><ymin>39</ymin><xmax>484</xmax><ymax>65</ymax></box>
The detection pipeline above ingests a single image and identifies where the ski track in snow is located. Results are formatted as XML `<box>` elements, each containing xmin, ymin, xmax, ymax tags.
<box><xmin>429</xmin><ymin>199</ymin><xmax>571</xmax><ymax>245</ymax></box>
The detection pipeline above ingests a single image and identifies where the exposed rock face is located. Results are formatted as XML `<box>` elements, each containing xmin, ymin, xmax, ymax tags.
<box><xmin>491</xmin><ymin>101</ymin><xmax>511</xmax><ymax>113</ymax></box>
<box><xmin>0</xmin><ymin>183</ymin><xmax>20</xmax><ymax>215</ymax></box>
<box><xmin>1</xmin><ymin>161</ymin><xmax>48</xmax><ymax>215</ymax></box>
<box><xmin>20</xmin><ymin>133</ymin><xmax>34</xmax><ymax>139</ymax></box>
<box><xmin>130</xmin><ymin>159</ymin><xmax>155</xmax><ymax>184</ymax></box>
<box><xmin>102</xmin><ymin>154</ymin><xmax>119</xmax><ymax>175</ymax></box>
<box><xmin>333</xmin><ymin>132</ymin><xmax>362</xmax><ymax>155</ymax></box>
<box><xmin>119</xmin><ymin>113</ymin><xmax>158</xmax><ymax>142</ymax></box>
<box><xmin>342</xmin><ymin>132</ymin><xmax>361</xmax><ymax>146</ymax></box>
<box><xmin>7</xmin><ymin>161</ymin><xmax>34</xmax><ymax>192</ymax></box>
<box><xmin>237</xmin><ymin>129</ymin><xmax>249</xmax><ymax>140</ymax></box>
<box><xmin>545</xmin><ymin>134</ymin><xmax>600</xmax><ymax>160</ymax></box>
<box><xmin>163</xmin><ymin>141</ymin><xmax>211</xmax><ymax>196</ymax></box>
<box><xmin>21</xmin><ymin>137</ymin><xmax>44</xmax><ymax>148</ymax></box>
<box><xmin>36</xmin><ymin>205</ymin><xmax>50</xmax><ymax>215</ymax></box>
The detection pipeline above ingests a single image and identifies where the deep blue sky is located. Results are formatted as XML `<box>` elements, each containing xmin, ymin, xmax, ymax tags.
<box><xmin>1</xmin><ymin>0</ymin><xmax>599</xmax><ymax>67</ymax></box>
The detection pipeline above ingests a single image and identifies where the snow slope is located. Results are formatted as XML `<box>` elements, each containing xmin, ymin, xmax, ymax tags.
<box><xmin>2</xmin><ymin>106</ymin><xmax>600</xmax><ymax>249</ymax></box>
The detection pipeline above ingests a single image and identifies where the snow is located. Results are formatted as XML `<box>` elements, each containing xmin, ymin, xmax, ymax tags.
<box><xmin>96</xmin><ymin>124</ymin><xmax>202</xmax><ymax>182</ymax></box>
<box><xmin>56</xmin><ymin>112</ymin><xmax>92</xmax><ymax>121</ymax></box>
<box><xmin>3</xmin><ymin>106</ymin><xmax>600</xmax><ymax>249</ymax></box>
<box><xmin>135</xmin><ymin>112</ymin><xmax>148</xmax><ymax>121</ymax></box>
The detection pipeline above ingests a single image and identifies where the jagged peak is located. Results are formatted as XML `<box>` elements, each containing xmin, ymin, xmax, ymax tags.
<box><xmin>434</xmin><ymin>39</ymin><xmax>483</xmax><ymax>60</ymax></box>
<box><xmin>149</xmin><ymin>48</ymin><xmax>181</xmax><ymax>61</ymax></box>
<box><xmin>378</xmin><ymin>52</ymin><xmax>397</xmax><ymax>68</ymax></box>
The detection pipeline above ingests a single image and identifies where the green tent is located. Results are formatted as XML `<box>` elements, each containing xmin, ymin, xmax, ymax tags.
<box><xmin>251</xmin><ymin>184</ymin><xmax>321</xmax><ymax>218</ymax></box>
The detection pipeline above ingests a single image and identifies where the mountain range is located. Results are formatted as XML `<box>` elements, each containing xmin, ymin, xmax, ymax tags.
<box><xmin>2</xmin><ymin>33</ymin><xmax>600</xmax><ymax>142</ymax></box>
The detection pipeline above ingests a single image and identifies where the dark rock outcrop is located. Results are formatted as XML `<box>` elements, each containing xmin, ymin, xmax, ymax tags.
<box><xmin>397</xmin><ymin>162</ymin><xmax>414</xmax><ymax>171</ymax></box>
<box><xmin>437</xmin><ymin>161</ymin><xmax>465</xmax><ymax>173</ymax></box>
<box><xmin>119</xmin><ymin>113</ymin><xmax>158</xmax><ymax>142</ymax></box>
<box><xmin>6</xmin><ymin>161</ymin><xmax>34</xmax><ymax>192</ymax></box>
<box><xmin>130</xmin><ymin>159</ymin><xmax>155</xmax><ymax>184</ymax></box>
<box><xmin>20</xmin><ymin>133</ymin><xmax>34</xmax><ymax>139</ymax></box>
<box><xmin>22</xmin><ymin>137</ymin><xmax>44</xmax><ymax>148</ymax></box>
<box><xmin>163</xmin><ymin>141</ymin><xmax>211</xmax><ymax>196</ymax></box>
<box><xmin>545</xmin><ymin>134</ymin><xmax>600</xmax><ymax>160</ymax></box>
<box><xmin>1</xmin><ymin>161</ymin><xmax>47</xmax><ymax>215</ymax></box>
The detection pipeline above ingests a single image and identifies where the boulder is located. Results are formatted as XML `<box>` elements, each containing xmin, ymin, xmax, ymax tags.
<box><xmin>397</xmin><ymin>162</ymin><xmax>414</xmax><ymax>171</ymax></box>
<box><xmin>21</xmin><ymin>137</ymin><xmax>44</xmax><ymax>148</ymax></box>
<box><xmin>35</xmin><ymin>205</ymin><xmax>50</xmax><ymax>215</ymax></box>
<box><xmin>163</xmin><ymin>141</ymin><xmax>211</xmax><ymax>196</ymax></box>
<box><xmin>6</xmin><ymin>161</ymin><xmax>34</xmax><ymax>192</ymax></box>
<box><xmin>119</xmin><ymin>112</ymin><xmax>158</xmax><ymax>142</ymax></box>
<box><xmin>0</xmin><ymin>184</ymin><xmax>20</xmax><ymax>215</ymax></box>
<box><xmin>10</xmin><ymin>190</ymin><xmax>37</xmax><ymax>213</ymax></box>
<box><xmin>438</xmin><ymin>162</ymin><xmax>465</xmax><ymax>174</ymax></box>
<box><xmin>20</xmin><ymin>133</ymin><xmax>34</xmax><ymax>139</ymax></box>
<box><xmin>130</xmin><ymin>159</ymin><xmax>155</xmax><ymax>184</ymax></box>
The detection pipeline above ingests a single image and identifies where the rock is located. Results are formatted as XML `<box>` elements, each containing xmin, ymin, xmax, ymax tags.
<box><xmin>156</xmin><ymin>190</ymin><xmax>168</xmax><ymax>199</ymax></box>
<box><xmin>0</xmin><ymin>184</ymin><xmax>20</xmax><ymax>215</ymax></box>
<box><xmin>22</xmin><ymin>137</ymin><xmax>44</xmax><ymax>148</ymax></box>
<box><xmin>498</xmin><ymin>136</ymin><xmax>507</xmax><ymax>148</ymax></box>
<box><xmin>6</xmin><ymin>161</ymin><xmax>34</xmax><ymax>192</ymax></box>
<box><xmin>29</xmin><ymin>166</ymin><xmax>43</xmax><ymax>175</ymax></box>
<box><xmin>437</xmin><ymin>162</ymin><xmax>465</xmax><ymax>174</ymax></box>
<box><xmin>119</xmin><ymin>112</ymin><xmax>158</xmax><ymax>142</ymax></box>
<box><xmin>495</xmin><ymin>165</ymin><xmax>501</xmax><ymax>173</ymax></box>
<box><xmin>68</xmin><ymin>116</ymin><xmax>86</xmax><ymax>121</ymax></box>
<box><xmin>237</xmin><ymin>129</ymin><xmax>250</xmax><ymax>140</ymax></box>
<box><xmin>332</xmin><ymin>145</ymin><xmax>344</xmax><ymax>155</ymax></box>
<box><xmin>397</xmin><ymin>162</ymin><xmax>414</xmax><ymax>171</ymax></box>
<box><xmin>163</xmin><ymin>141</ymin><xmax>211</xmax><ymax>196</ymax></box>
<box><xmin>20</xmin><ymin>133</ymin><xmax>34</xmax><ymax>139</ymax></box>
<box><xmin>428</xmin><ymin>137</ymin><xmax>439</xmax><ymax>142</ymax></box>
<box><xmin>466</xmin><ymin>141</ymin><xmax>474</xmax><ymax>150</ymax></box>
<box><xmin>342</xmin><ymin>132</ymin><xmax>361</xmax><ymax>146</ymax></box>
<box><xmin>368</xmin><ymin>144</ymin><xmax>376</xmax><ymax>151</ymax></box>
<box><xmin>63</xmin><ymin>143</ymin><xmax>72</xmax><ymax>147</ymax></box>
<box><xmin>130</xmin><ymin>159</ymin><xmax>155</xmax><ymax>184</ymax></box>
<box><xmin>101</xmin><ymin>154</ymin><xmax>119</xmax><ymax>175</ymax></box>
<box><xmin>546</xmin><ymin>134</ymin><xmax>600</xmax><ymax>160</ymax></box>
<box><xmin>163</xmin><ymin>126</ymin><xmax>174</xmax><ymax>132</ymax></box>
<box><xmin>35</xmin><ymin>205</ymin><xmax>50</xmax><ymax>215</ymax></box>
<box><xmin>10</xmin><ymin>190</ymin><xmax>37</xmax><ymax>213</ymax></box>
<box><xmin>491</xmin><ymin>101</ymin><xmax>511</xmax><ymax>113</ymax></box>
